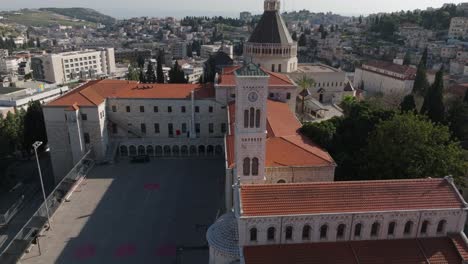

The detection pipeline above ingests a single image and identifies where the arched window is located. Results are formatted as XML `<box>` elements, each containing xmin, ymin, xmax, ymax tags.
<box><xmin>189</xmin><ymin>145</ymin><xmax>197</xmax><ymax>156</ymax></box>
<box><xmin>172</xmin><ymin>145</ymin><xmax>180</xmax><ymax>156</ymax></box>
<box><xmin>337</xmin><ymin>224</ymin><xmax>346</xmax><ymax>239</ymax></box>
<box><xmin>437</xmin><ymin>220</ymin><xmax>447</xmax><ymax>234</ymax></box>
<box><xmin>181</xmin><ymin>145</ymin><xmax>188</xmax><ymax>156</ymax></box>
<box><xmin>354</xmin><ymin>223</ymin><xmax>362</xmax><ymax>237</ymax></box>
<box><xmin>244</xmin><ymin>109</ymin><xmax>249</xmax><ymax>128</ymax></box>
<box><xmin>250</xmin><ymin>228</ymin><xmax>257</xmax><ymax>241</ymax></box>
<box><xmin>138</xmin><ymin>145</ymin><xmax>145</xmax><ymax>155</ymax></box>
<box><xmin>164</xmin><ymin>145</ymin><xmax>171</xmax><ymax>156</ymax></box>
<box><xmin>320</xmin><ymin>225</ymin><xmax>328</xmax><ymax>239</ymax></box>
<box><xmin>120</xmin><ymin>146</ymin><xmax>128</xmax><ymax>157</ymax></box>
<box><xmin>207</xmin><ymin>145</ymin><xmax>214</xmax><ymax>155</ymax></box>
<box><xmin>198</xmin><ymin>145</ymin><xmax>205</xmax><ymax>156</ymax></box>
<box><xmin>277</xmin><ymin>180</ymin><xmax>286</xmax><ymax>184</ymax></box>
<box><xmin>243</xmin><ymin>158</ymin><xmax>251</xmax><ymax>176</ymax></box>
<box><xmin>302</xmin><ymin>225</ymin><xmax>311</xmax><ymax>240</ymax></box>
<box><xmin>251</xmin><ymin>158</ymin><xmax>259</xmax><ymax>176</ymax></box>
<box><xmin>285</xmin><ymin>226</ymin><xmax>293</xmax><ymax>240</ymax></box>
<box><xmin>267</xmin><ymin>227</ymin><xmax>275</xmax><ymax>241</ymax></box>
<box><xmin>420</xmin><ymin>220</ymin><xmax>429</xmax><ymax>234</ymax></box>
<box><xmin>155</xmin><ymin>146</ymin><xmax>163</xmax><ymax>157</ymax></box>
<box><xmin>371</xmin><ymin>222</ymin><xmax>380</xmax><ymax>237</ymax></box>
<box><xmin>249</xmin><ymin>108</ymin><xmax>255</xmax><ymax>128</ymax></box>
<box><xmin>129</xmin><ymin>146</ymin><xmax>137</xmax><ymax>156</ymax></box>
<box><xmin>215</xmin><ymin>145</ymin><xmax>223</xmax><ymax>156</ymax></box>
<box><xmin>146</xmin><ymin>145</ymin><xmax>154</xmax><ymax>156</ymax></box>
<box><xmin>404</xmin><ymin>221</ymin><xmax>413</xmax><ymax>235</ymax></box>
<box><xmin>255</xmin><ymin>109</ymin><xmax>261</xmax><ymax>128</ymax></box>
<box><xmin>388</xmin><ymin>222</ymin><xmax>396</xmax><ymax>235</ymax></box>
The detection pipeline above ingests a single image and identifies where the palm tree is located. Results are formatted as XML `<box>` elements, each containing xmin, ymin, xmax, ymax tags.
<box><xmin>296</xmin><ymin>75</ymin><xmax>315</xmax><ymax>121</ymax></box>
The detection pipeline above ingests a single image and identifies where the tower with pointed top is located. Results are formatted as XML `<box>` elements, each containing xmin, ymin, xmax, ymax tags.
<box><xmin>244</xmin><ymin>0</ymin><xmax>298</xmax><ymax>73</ymax></box>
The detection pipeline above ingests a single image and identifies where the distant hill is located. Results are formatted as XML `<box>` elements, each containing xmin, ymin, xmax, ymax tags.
<box><xmin>0</xmin><ymin>9</ymin><xmax>96</xmax><ymax>27</ymax></box>
<box><xmin>39</xmin><ymin>8</ymin><xmax>116</xmax><ymax>25</ymax></box>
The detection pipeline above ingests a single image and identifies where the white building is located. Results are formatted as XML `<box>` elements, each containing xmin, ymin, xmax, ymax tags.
<box><xmin>243</xmin><ymin>0</ymin><xmax>298</xmax><ymax>73</ymax></box>
<box><xmin>31</xmin><ymin>48</ymin><xmax>116</xmax><ymax>84</ymax></box>
<box><xmin>0</xmin><ymin>83</ymin><xmax>69</xmax><ymax>110</ymax></box>
<box><xmin>449</xmin><ymin>17</ymin><xmax>468</xmax><ymax>39</ymax></box>
<box><xmin>289</xmin><ymin>63</ymin><xmax>355</xmax><ymax>104</ymax></box>
<box><xmin>0</xmin><ymin>57</ymin><xmax>20</xmax><ymax>74</ymax></box>
<box><xmin>353</xmin><ymin>61</ymin><xmax>416</xmax><ymax>95</ymax></box>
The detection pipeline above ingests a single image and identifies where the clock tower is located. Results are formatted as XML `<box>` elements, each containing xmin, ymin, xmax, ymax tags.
<box><xmin>234</xmin><ymin>64</ymin><xmax>269</xmax><ymax>184</ymax></box>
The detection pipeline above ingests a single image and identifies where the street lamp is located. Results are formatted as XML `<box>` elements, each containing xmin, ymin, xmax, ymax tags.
<box><xmin>33</xmin><ymin>141</ymin><xmax>52</xmax><ymax>230</ymax></box>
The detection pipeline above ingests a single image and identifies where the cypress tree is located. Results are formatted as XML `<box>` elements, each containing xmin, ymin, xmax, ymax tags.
<box><xmin>403</xmin><ymin>51</ymin><xmax>411</xmax><ymax>65</ymax></box>
<box><xmin>156</xmin><ymin>53</ymin><xmax>164</xmax><ymax>83</ymax></box>
<box><xmin>400</xmin><ymin>94</ymin><xmax>416</xmax><ymax>113</ymax></box>
<box><xmin>146</xmin><ymin>63</ymin><xmax>156</xmax><ymax>83</ymax></box>
<box><xmin>139</xmin><ymin>69</ymin><xmax>146</xmax><ymax>83</ymax></box>
<box><xmin>421</xmin><ymin>68</ymin><xmax>445</xmax><ymax>123</ymax></box>
<box><xmin>412</xmin><ymin>48</ymin><xmax>430</xmax><ymax>96</ymax></box>
<box><xmin>464</xmin><ymin>89</ymin><xmax>468</xmax><ymax>104</ymax></box>
<box><xmin>292</xmin><ymin>32</ymin><xmax>298</xmax><ymax>41</ymax></box>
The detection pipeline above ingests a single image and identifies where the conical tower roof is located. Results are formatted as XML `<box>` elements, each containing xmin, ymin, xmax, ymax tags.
<box><xmin>248</xmin><ymin>0</ymin><xmax>293</xmax><ymax>45</ymax></box>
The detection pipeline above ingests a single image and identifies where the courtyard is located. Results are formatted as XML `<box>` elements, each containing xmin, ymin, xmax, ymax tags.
<box><xmin>20</xmin><ymin>158</ymin><xmax>226</xmax><ymax>264</ymax></box>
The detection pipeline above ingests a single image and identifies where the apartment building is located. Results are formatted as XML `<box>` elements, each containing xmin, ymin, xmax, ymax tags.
<box><xmin>31</xmin><ymin>48</ymin><xmax>116</xmax><ymax>84</ymax></box>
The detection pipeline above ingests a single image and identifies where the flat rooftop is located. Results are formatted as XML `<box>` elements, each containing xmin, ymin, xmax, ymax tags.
<box><xmin>296</xmin><ymin>64</ymin><xmax>340</xmax><ymax>73</ymax></box>
<box><xmin>21</xmin><ymin>158</ymin><xmax>225</xmax><ymax>264</ymax></box>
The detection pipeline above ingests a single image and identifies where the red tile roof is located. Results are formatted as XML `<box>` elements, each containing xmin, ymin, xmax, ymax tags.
<box><xmin>46</xmin><ymin>80</ymin><xmax>215</xmax><ymax>108</ymax></box>
<box><xmin>226</xmin><ymin>100</ymin><xmax>334</xmax><ymax>169</ymax></box>
<box><xmin>244</xmin><ymin>237</ymin><xmax>466</xmax><ymax>264</ymax></box>
<box><xmin>240</xmin><ymin>178</ymin><xmax>465</xmax><ymax>217</ymax></box>
<box><xmin>360</xmin><ymin>60</ymin><xmax>417</xmax><ymax>81</ymax></box>
<box><xmin>451</xmin><ymin>234</ymin><xmax>468</xmax><ymax>261</ymax></box>
<box><xmin>218</xmin><ymin>65</ymin><xmax>295</xmax><ymax>86</ymax></box>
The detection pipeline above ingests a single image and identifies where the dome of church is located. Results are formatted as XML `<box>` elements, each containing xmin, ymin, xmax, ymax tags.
<box><xmin>206</xmin><ymin>212</ymin><xmax>240</xmax><ymax>258</ymax></box>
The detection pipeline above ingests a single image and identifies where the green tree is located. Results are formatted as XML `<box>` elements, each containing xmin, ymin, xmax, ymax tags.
<box><xmin>146</xmin><ymin>62</ymin><xmax>157</xmax><ymax>83</ymax></box>
<box><xmin>421</xmin><ymin>68</ymin><xmax>445</xmax><ymax>123</ymax></box>
<box><xmin>447</xmin><ymin>100</ymin><xmax>468</xmax><ymax>142</ymax></box>
<box><xmin>296</xmin><ymin>75</ymin><xmax>314</xmax><ymax>117</ymax></box>
<box><xmin>168</xmin><ymin>61</ymin><xmax>187</xmax><ymax>84</ymax></box>
<box><xmin>137</xmin><ymin>56</ymin><xmax>145</xmax><ymax>69</ymax></box>
<box><xmin>298</xmin><ymin>34</ymin><xmax>307</xmax><ymax>46</ymax></box>
<box><xmin>364</xmin><ymin>113</ymin><xmax>466</xmax><ymax>185</ymax></box>
<box><xmin>292</xmin><ymin>32</ymin><xmax>298</xmax><ymax>41</ymax></box>
<box><xmin>23</xmin><ymin>101</ymin><xmax>47</xmax><ymax>153</ymax></box>
<box><xmin>36</xmin><ymin>37</ymin><xmax>41</xmax><ymax>48</ymax></box>
<box><xmin>126</xmin><ymin>65</ymin><xmax>140</xmax><ymax>81</ymax></box>
<box><xmin>403</xmin><ymin>51</ymin><xmax>411</xmax><ymax>65</ymax></box>
<box><xmin>301</xmin><ymin>117</ymin><xmax>341</xmax><ymax>149</ymax></box>
<box><xmin>156</xmin><ymin>53</ymin><xmax>164</xmax><ymax>83</ymax></box>
<box><xmin>400</xmin><ymin>94</ymin><xmax>417</xmax><ymax>113</ymax></box>
<box><xmin>139</xmin><ymin>69</ymin><xmax>146</xmax><ymax>83</ymax></box>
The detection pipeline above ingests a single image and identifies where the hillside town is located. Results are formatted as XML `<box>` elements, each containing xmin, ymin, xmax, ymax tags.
<box><xmin>0</xmin><ymin>1</ymin><xmax>467</xmax><ymax>264</ymax></box>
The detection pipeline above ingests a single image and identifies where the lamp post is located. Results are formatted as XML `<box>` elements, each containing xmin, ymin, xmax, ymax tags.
<box><xmin>33</xmin><ymin>141</ymin><xmax>52</xmax><ymax>230</ymax></box>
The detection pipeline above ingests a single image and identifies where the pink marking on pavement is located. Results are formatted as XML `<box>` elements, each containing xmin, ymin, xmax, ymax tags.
<box><xmin>144</xmin><ymin>183</ymin><xmax>160</xmax><ymax>190</ymax></box>
<box><xmin>114</xmin><ymin>244</ymin><xmax>136</xmax><ymax>257</ymax></box>
<box><xmin>73</xmin><ymin>244</ymin><xmax>96</xmax><ymax>260</ymax></box>
<box><xmin>155</xmin><ymin>244</ymin><xmax>176</xmax><ymax>256</ymax></box>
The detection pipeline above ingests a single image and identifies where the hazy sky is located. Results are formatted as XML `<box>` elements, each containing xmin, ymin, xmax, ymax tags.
<box><xmin>0</xmin><ymin>0</ymin><xmax>466</xmax><ymax>18</ymax></box>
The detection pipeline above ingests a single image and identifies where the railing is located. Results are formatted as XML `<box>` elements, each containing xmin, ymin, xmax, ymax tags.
<box><xmin>0</xmin><ymin>149</ymin><xmax>95</xmax><ymax>264</ymax></box>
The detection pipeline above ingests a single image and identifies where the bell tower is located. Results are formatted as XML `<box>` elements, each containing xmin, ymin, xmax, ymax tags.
<box><xmin>234</xmin><ymin>64</ymin><xmax>269</xmax><ymax>184</ymax></box>
<box><xmin>264</xmin><ymin>0</ymin><xmax>280</xmax><ymax>11</ymax></box>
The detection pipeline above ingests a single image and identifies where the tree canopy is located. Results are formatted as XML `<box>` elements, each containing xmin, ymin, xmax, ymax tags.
<box><xmin>301</xmin><ymin>100</ymin><xmax>467</xmax><ymax>186</ymax></box>
<box><xmin>168</xmin><ymin>61</ymin><xmax>187</xmax><ymax>84</ymax></box>
<box><xmin>364</xmin><ymin>114</ymin><xmax>466</xmax><ymax>185</ymax></box>
<box><xmin>421</xmin><ymin>68</ymin><xmax>445</xmax><ymax>123</ymax></box>
<box><xmin>23</xmin><ymin>101</ymin><xmax>48</xmax><ymax>153</ymax></box>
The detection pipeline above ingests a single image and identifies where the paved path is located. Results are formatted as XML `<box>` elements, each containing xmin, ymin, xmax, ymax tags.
<box><xmin>20</xmin><ymin>158</ymin><xmax>225</xmax><ymax>264</ymax></box>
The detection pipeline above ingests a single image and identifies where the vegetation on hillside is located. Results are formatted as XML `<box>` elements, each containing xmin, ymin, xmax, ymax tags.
<box><xmin>1</xmin><ymin>9</ymin><xmax>95</xmax><ymax>27</ymax></box>
<box><xmin>40</xmin><ymin>8</ymin><xmax>116</xmax><ymax>25</ymax></box>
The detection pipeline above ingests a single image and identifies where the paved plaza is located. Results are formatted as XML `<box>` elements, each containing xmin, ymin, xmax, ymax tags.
<box><xmin>20</xmin><ymin>158</ymin><xmax>225</xmax><ymax>264</ymax></box>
